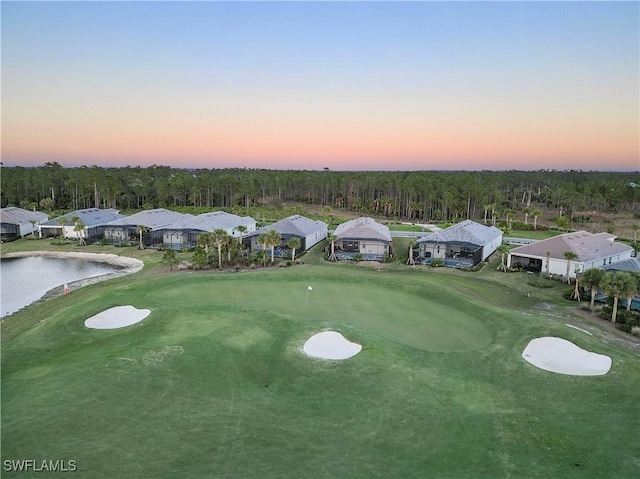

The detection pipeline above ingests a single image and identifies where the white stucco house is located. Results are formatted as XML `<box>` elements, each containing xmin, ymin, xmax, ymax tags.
<box><xmin>507</xmin><ymin>231</ymin><xmax>634</xmax><ymax>279</ymax></box>
<box><xmin>416</xmin><ymin>220</ymin><xmax>503</xmax><ymax>267</ymax></box>
<box><xmin>39</xmin><ymin>208</ymin><xmax>124</xmax><ymax>241</ymax></box>
<box><xmin>103</xmin><ymin>209</ymin><xmax>193</xmax><ymax>246</ymax></box>
<box><xmin>250</xmin><ymin>215</ymin><xmax>327</xmax><ymax>256</ymax></box>
<box><xmin>332</xmin><ymin>217</ymin><xmax>392</xmax><ymax>260</ymax></box>
<box><xmin>0</xmin><ymin>207</ymin><xmax>48</xmax><ymax>240</ymax></box>
<box><xmin>160</xmin><ymin>211</ymin><xmax>257</xmax><ymax>250</ymax></box>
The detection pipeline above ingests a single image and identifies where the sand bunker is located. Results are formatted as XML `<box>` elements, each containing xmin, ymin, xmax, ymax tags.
<box><xmin>522</xmin><ymin>337</ymin><xmax>611</xmax><ymax>376</ymax></box>
<box><xmin>303</xmin><ymin>331</ymin><xmax>362</xmax><ymax>360</ymax></box>
<box><xmin>84</xmin><ymin>305</ymin><xmax>151</xmax><ymax>330</ymax></box>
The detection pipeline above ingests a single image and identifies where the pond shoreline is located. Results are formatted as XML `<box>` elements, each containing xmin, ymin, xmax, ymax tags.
<box><xmin>1</xmin><ymin>251</ymin><xmax>143</xmax><ymax>318</ymax></box>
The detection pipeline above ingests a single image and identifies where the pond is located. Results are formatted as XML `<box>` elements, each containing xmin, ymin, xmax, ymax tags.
<box><xmin>1</xmin><ymin>256</ymin><xmax>121</xmax><ymax>317</ymax></box>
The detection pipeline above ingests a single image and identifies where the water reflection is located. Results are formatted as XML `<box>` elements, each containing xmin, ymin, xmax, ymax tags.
<box><xmin>1</xmin><ymin>256</ymin><xmax>120</xmax><ymax>317</ymax></box>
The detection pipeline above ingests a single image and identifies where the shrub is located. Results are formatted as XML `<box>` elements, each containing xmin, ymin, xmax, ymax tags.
<box><xmin>631</xmin><ymin>326</ymin><xmax>640</xmax><ymax>337</ymax></box>
<box><xmin>354</xmin><ymin>254</ymin><xmax>363</xmax><ymax>262</ymax></box>
<box><xmin>616</xmin><ymin>310</ymin><xmax>640</xmax><ymax>327</ymax></box>
<box><xmin>431</xmin><ymin>259</ymin><xmax>443</xmax><ymax>267</ymax></box>
<box><xmin>597</xmin><ymin>306</ymin><xmax>613</xmax><ymax>321</ymax></box>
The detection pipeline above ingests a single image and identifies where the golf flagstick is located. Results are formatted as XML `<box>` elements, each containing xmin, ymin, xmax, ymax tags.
<box><xmin>306</xmin><ymin>285</ymin><xmax>312</xmax><ymax>303</ymax></box>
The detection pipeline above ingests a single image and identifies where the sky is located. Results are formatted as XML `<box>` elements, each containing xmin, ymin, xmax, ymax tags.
<box><xmin>2</xmin><ymin>1</ymin><xmax>639</xmax><ymax>171</ymax></box>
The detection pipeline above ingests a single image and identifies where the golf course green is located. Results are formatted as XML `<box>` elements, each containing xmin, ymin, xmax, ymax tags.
<box><xmin>2</xmin><ymin>252</ymin><xmax>639</xmax><ymax>478</ymax></box>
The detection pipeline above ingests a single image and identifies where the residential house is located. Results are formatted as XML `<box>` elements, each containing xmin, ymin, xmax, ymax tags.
<box><xmin>507</xmin><ymin>231</ymin><xmax>634</xmax><ymax>279</ymax></box>
<box><xmin>39</xmin><ymin>208</ymin><xmax>124</xmax><ymax>241</ymax></box>
<box><xmin>416</xmin><ymin>220</ymin><xmax>503</xmax><ymax>267</ymax></box>
<box><xmin>0</xmin><ymin>207</ymin><xmax>48</xmax><ymax>240</ymax></box>
<box><xmin>103</xmin><ymin>209</ymin><xmax>193</xmax><ymax>247</ymax></box>
<box><xmin>250</xmin><ymin>215</ymin><xmax>327</xmax><ymax>256</ymax></box>
<box><xmin>161</xmin><ymin>211</ymin><xmax>257</xmax><ymax>250</ymax></box>
<box><xmin>332</xmin><ymin>217</ymin><xmax>392</xmax><ymax>260</ymax></box>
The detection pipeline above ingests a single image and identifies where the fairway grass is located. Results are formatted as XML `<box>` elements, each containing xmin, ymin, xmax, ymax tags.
<box><xmin>2</xmin><ymin>260</ymin><xmax>639</xmax><ymax>478</ymax></box>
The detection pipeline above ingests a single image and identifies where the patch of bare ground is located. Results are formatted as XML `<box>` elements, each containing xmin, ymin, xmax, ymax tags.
<box><xmin>531</xmin><ymin>206</ymin><xmax>639</xmax><ymax>240</ymax></box>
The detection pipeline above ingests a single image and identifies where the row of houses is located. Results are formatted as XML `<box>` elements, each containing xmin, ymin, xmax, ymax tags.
<box><xmin>0</xmin><ymin>207</ymin><xmax>328</xmax><ymax>257</ymax></box>
<box><xmin>1</xmin><ymin>207</ymin><xmax>636</xmax><ymax>276</ymax></box>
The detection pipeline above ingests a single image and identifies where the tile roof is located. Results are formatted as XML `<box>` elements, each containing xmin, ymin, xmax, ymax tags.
<box><xmin>509</xmin><ymin>231</ymin><xmax>633</xmax><ymax>263</ymax></box>
<box><xmin>0</xmin><ymin>207</ymin><xmax>48</xmax><ymax>225</ymax></box>
<box><xmin>333</xmin><ymin>217</ymin><xmax>391</xmax><ymax>242</ymax></box>
<box><xmin>42</xmin><ymin>208</ymin><xmax>124</xmax><ymax>227</ymax></box>
<box><xmin>417</xmin><ymin>220</ymin><xmax>502</xmax><ymax>246</ymax></box>
<box><xmin>602</xmin><ymin>258</ymin><xmax>640</xmax><ymax>272</ymax></box>
<box><xmin>163</xmin><ymin>211</ymin><xmax>256</xmax><ymax>232</ymax></box>
<box><xmin>253</xmin><ymin>215</ymin><xmax>327</xmax><ymax>237</ymax></box>
<box><xmin>105</xmin><ymin>209</ymin><xmax>193</xmax><ymax>230</ymax></box>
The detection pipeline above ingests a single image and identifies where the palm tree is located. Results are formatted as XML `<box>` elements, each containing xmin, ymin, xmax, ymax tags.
<box><xmin>531</xmin><ymin>209</ymin><xmax>542</xmax><ymax>230</ymax></box>
<box><xmin>504</xmin><ymin>210</ymin><xmax>515</xmax><ymax>231</ymax></box>
<box><xmin>212</xmin><ymin>229</ymin><xmax>229</xmax><ymax>269</ymax></box>
<box><xmin>136</xmin><ymin>225</ymin><xmax>147</xmax><ymax>250</ymax></box>
<box><xmin>234</xmin><ymin>225</ymin><xmax>248</xmax><ymax>256</ymax></box>
<box><xmin>522</xmin><ymin>207</ymin><xmax>531</xmax><ymax>225</ymax></box>
<box><xmin>287</xmin><ymin>237</ymin><xmax>301</xmax><ymax>261</ymax></box>
<box><xmin>327</xmin><ymin>233</ymin><xmax>338</xmax><ymax>262</ymax></box>
<box><xmin>72</xmin><ymin>218</ymin><xmax>86</xmax><ymax>246</ymax></box>
<box><xmin>601</xmin><ymin>272</ymin><xmax>634</xmax><ymax>323</ymax></box>
<box><xmin>624</xmin><ymin>272</ymin><xmax>639</xmax><ymax>311</ymax></box>
<box><xmin>581</xmin><ymin>268</ymin><xmax>605</xmax><ymax>311</ymax></box>
<box><xmin>571</xmin><ymin>266</ymin><xmax>582</xmax><ymax>301</ymax></box>
<box><xmin>483</xmin><ymin>204</ymin><xmax>491</xmax><ymax>224</ymax></box>
<box><xmin>265</xmin><ymin>229</ymin><xmax>282</xmax><ymax>264</ymax></box>
<box><xmin>407</xmin><ymin>242</ymin><xmax>415</xmax><ymax>265</ymax></box>
<box><xmin>258</xmin><ymin>232</ymin><xmax>269</xmax><ymax>267</ymax></box>
<box><xmin>197</xmin><ymin>232</ymin><xmax>214</xmax><ymax>256</ymax></box>
<box><xmin>496</xmin><ymin>243</ymin><xmax>509</xmax><ymax>272</ymax></box>
<box><xmin>57</xmin><ymin>216</ymin><xmax>69</xmax><ymax>240</ymax></box>
<box><xmin>29</xmin><ymin>219</ymin><xmax>37</xmax><ymax>239</ymax></box>
<box><xmin>563</xmin><ymin>251</ymin><xmax>578</xmax><ymax>284</ymax></box>
<box><xmin>544</xmin><ymin>250</ymin><xmax>551</xmax><ymax>278</ymax></box>
<box><xmin>632</xmin><ymin>224</ymin><xmax>640</xmax><ymax>246</ymax></box>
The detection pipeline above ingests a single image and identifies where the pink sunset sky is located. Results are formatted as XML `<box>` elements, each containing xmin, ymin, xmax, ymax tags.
<box><xmin>2</xmin><ymin>2</ymin><xmax>638</xmax><ymax>171</ymax></box>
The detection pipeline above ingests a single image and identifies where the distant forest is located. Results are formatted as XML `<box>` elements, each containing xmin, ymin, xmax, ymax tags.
<box><xmin>2</xmin><ymin>163</ymin><xmax>639</xmax><ymax>223</ymax></box>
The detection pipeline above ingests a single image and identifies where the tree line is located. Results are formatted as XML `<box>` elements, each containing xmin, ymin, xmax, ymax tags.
<box><xmin>2</xmin><ymin>163</ymin><xmax>639</xmax><ymax>223</ymax></box>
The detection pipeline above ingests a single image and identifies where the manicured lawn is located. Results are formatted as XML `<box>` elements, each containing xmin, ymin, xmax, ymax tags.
<box><xmin>2</xmin><ymin>250</ymin><xmax>639</xmax><ymax>478</ymax></box>
<box><xmin>509</xmin><ymin>229</ymin><xmax>562</xmax><ymax>240</ymax></box>
<box><xmin>387</xmin><ymin>223</ymin><xmax>432</xmax><ymax>233</ymax></box>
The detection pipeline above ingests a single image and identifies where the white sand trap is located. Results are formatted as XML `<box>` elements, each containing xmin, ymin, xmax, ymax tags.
<box><xmin>522</xmin><ymin>337</ymin><xmax>611</xmax><ymax>376</ymax></box>
<box><xmin>84</xmin><ymin>305</ymin><xmax>151</xmax><ymax>330</ymax></box>
<box><xmin>303</xmin><ymin>331</ymin><xmax>362</xmax><ymax>360</ymax></box>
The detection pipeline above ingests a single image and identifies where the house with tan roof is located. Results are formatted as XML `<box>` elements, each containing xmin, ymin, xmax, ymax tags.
<box><xmin>332</xmin><ymin>217</ymin><xmax>392</xmax><ymax>260</ymax></box>
<box><xmin>507</xmin><ymin>231</ymin><xmax>634</xmax><ymax>279</ymax></box>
